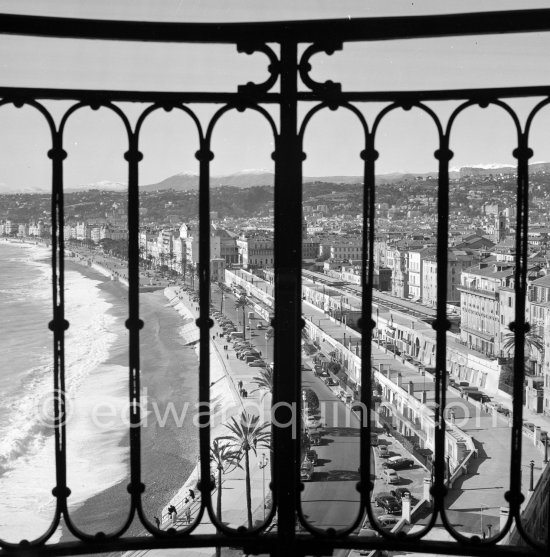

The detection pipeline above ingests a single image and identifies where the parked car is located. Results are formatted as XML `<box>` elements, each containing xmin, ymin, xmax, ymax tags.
<box><xmin>305</xmin><ymin>449</ymin><xmax>318</xmax><ymax>465</ymax></box>
<box><xmin>300</xmin><ymin>460</ymin><xmax>314</xmax><ymax>481</ymax></box>
<box><xmin>382</xmin><ymin>456</ymin><xmax>415</xmax><ymax>470</ymax></box>
<box><xmin>523</xmin><ymin>422</ymin><xmax>535</xmax><ymax>432</ymax></box>
<box><xmin>497</xmin><ymin>406</ymin><xmax>512</xmax><ymax>417</ymax></box>
<box><xmin>248</xmin><ymin>360</ymin><xmax>267</xmax><ymax>367</ymax></box>
<box><xmin>256</xmin><ymin>323</ymin><xmax>265</xmax><ymax>329</ymax></box>
<box><xmin>324</xmin><ymin>377</ymin><xmax>339</xmax><ymax>386</ymax></box>
<box><xmin>374</xmin><ymin>492</ymin><xmax>402</xmax><ymax>514</ymax></box>
<box><xmin>382</xmin><ymin>469</ymin><xmax>400</xmax><ymax>484</ymax></box>
<box><xmin>306</xmin><ymin>416</ymin><xmax>323</xmax><ymax>430</ymax></box>
<box><xmin>377</xmin><ymin>514</ymin><xmax>400</xmax><ymax>529</ymax></box>
<box><xmin>359</xmin><ymin>519</ymin><xmax>379</xmax><ymax>542</ymax></box>
<box><xmin>390</xmin><ymin>487</ymin><xmax>412</xmax><ymax>501</ymax></box>
<box><xmin>310</xmin><ymin>432</ymin><xmax>321</xmax><ymax>446</ymax></box>
<box><xmin>377</xmin><ymin>445</ymin><xmax>390</xmax><ymax>458</ymax></box>
<box><xmin>468</xmin><ymin>391</ymin><xmax>491</xmax><ymax>403</ymax></box>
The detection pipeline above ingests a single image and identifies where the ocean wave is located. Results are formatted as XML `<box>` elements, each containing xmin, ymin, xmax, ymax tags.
<box><xmin>0</xmin><ymin>270</ymin><xmax>118</xmax><ymax>476</ymax></box>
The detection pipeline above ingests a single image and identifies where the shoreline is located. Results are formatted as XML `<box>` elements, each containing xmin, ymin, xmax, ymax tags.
<box><xmin>1</xmin><ymin>238</ymin><xmax>246</xmax><ymax>542</ymax></box>
<box><xmin>54</xmin><ymin>258</ymin><xmax>203</xmax><ymax>540</ymax></box>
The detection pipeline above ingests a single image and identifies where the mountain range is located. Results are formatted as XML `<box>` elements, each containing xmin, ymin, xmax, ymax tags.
<box><xmin>7</xmin><ymin>162</ymin><xmax>550</xmax><ymax>194</ymax></box>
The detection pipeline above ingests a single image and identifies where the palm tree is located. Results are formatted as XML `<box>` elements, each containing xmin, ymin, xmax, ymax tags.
<box><xmin>235</xmin><ymin>294</ymin><xmax>250</xmax><ymax>340</ymax></box>
<box><xmin>250</xmin><ymin>366</ymin><xmax>274</xmax><ymax>401</ymax></box>
<box><xmin>221</xmin><ymin>411</ymin><xmax>271</xmax><ymax>528</ymax></box>
<box><xmin>210</xmin><ymin>438</ymin><xmax>242</xmax><ymax>521</ymax></box>
<box><xmin>501</xmin><ymin>326</ymin><xmax>544</xmax><ymax>375</ymax></box>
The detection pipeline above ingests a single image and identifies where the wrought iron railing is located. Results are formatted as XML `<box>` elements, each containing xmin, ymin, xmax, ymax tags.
<box><xmin>1</xmin><ymin>8</ymin><xmax>550</xmax><ymax>557</ymax></box>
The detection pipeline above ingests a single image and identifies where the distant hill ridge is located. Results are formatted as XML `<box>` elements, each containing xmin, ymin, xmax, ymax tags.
<box><xmin>17</xmin><ymin>162</ymin><xmax>550</xmax><ymax>194</ymax></box>
<box><xmin>140</xmin><ymin>161</ymin><xmax>550</xmax><ymax>191</ymax></box>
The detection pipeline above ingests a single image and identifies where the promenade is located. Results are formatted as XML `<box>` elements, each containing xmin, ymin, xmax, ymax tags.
<box><xmin>123</xmin><ymin>286</ymin><xmax>275</xmax><ymax>557</ymax></box>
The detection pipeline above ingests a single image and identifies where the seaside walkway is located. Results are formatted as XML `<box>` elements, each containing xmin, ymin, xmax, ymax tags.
<box><xmin>122</xmin><ymin>287</ymin><xmax>275</xmax><ymax>557</ymax></box>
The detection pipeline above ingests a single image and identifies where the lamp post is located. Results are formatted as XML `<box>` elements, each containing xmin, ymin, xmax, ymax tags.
<box><xmin>259</xmin><ymin>453</ymin><xmax>269</xmax><ymax>520</ymax></box>
<box><xmin>529</xmin><ymin>460</ymin><xmax>535</xmax><ymax>491</ymax></box>
<box><xmin>480</xmin><ymin>504</ymin><xmax>486</xmax><ymax>537</ymax></box>
<box><xmin>446</xmin><ymin>455</ymin><xmax>451</xmax><ymax>481</ymax></box>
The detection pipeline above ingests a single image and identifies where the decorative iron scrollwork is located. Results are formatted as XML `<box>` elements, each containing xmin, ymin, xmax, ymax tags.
<box><xmin>298</xmin><ymin>40</ymin><xmax>343</xmax><ymax>96</ymax></box>
<box><xmin>237</xmin><ymin>42</ymin><xmax>280</xmax><ymax>96</ymax></box>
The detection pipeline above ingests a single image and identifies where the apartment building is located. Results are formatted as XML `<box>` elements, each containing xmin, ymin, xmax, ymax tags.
<box><xmin>236</xmin><ymin>234</ymin><xmax>274</xmax><ymax>268</ymax></box>
<box><xmin>458</xmin><ymin>260</ymin><xmax>513</xmax><ymax>357</ymax></box>
<box><xmin>422</xmin><ymin>249</ymin><xmax>476</xmax><ymax>306</ymax></box>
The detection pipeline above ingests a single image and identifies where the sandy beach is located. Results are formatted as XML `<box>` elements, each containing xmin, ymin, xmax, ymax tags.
<box><xmin>59</xmin><ymin>258</ymin><xmax>202</xmax><ymax>539</ymax></box>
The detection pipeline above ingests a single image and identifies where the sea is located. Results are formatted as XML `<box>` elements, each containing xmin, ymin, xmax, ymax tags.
<box><xmin>0</xmin><ymin>240</ymin><xmax>201</xmax><ymax>543</ymax></box>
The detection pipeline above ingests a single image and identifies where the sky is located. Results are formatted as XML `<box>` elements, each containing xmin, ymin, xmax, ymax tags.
<box><xmin>1</xmin><ymin>0</ymin><xmax>550</xmax><ymax>191</ymax></box>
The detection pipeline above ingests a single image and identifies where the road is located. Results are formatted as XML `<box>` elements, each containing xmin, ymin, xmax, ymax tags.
<box><xmin>211</xmin><ymin>286</ymin><xmax>431</xmax><ymax>528</ymax></box>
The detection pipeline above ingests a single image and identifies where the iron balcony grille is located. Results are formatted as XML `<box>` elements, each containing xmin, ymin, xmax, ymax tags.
<box><xmin>0</xmin><ymin>8</ymin><xmax>549</xmax><ymax>557</ymax></box>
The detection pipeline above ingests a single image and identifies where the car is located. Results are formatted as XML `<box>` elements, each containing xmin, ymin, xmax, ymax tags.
<box><xmin>300</xmin><ymin>460</ymin><xmax>314</xmax><ymax>481</ymax></box>
<box><xmin>320</xmin><ymin>370</ymin><xmax>330</xmax><ymax>378</ymax></box>
<box><xmin>374</xmin><ymin>492</ymin><xmax>401</xmax><ymax>514</ymax></box>
<box><xmin>486</xmin><ymin>401</ymin><xmax>503</xmax><ymax>412</ymax></box>
<box><xmin>523</xmin><ymin>422</ymin><xmax>535</xmax><ymax>432</ymax></box>
<box><xmin>390</xmin><ymin>487</ymin><xmax>412</xmax><ymax>501</ymax></box>
<box><xmin>382</xmin><ymin>456</ymin><xmax>415</xmax><ymax>470</ymax></box>
<box><xmin>309</xmin><ymin>432</ymin><xmax>321</xmax><ymax>446</ymax></box>
<box><xmin>306</xmin><ymin>416</ymin><xmax>323</xmax><ymax>430</ymax></box>
<box><xmin>497</xmin><ymin>406</ymin><xmax>512</xmax><ymax>417</ymax></box>
<box><xmin>359</xmin><ymin>518</ymin><xmax>379</xmax><ymax>541</ymax></box>
<box><xmin>377</xmin><ymin>515</ymin><xmax>400</xmax><ymax>529</ymax></box>
<box><xmin>305</xmin><ymin>450</ymin><xmax>318</xmax><ymax>465</ymax></box>
<box><xmin>468</xmin><ymin>391</ymin><xmax>491</xmax><ymax>403</ymax></box>
<box><xmin>256</xmin><ymin>323</ymin><xmax>265</xmax><ymax>329</ymax></box>
<box><xmin>377</xmin><ymin>445</ymin><xmax>390</xmax><ymax>458</ymax></box>
<box><xmin>324</xmin><ymin>377</ymin><xmax>339</xmax><ymax>386</ymax></box>
<box><xmin>248</xmin><ymin>361</ymin><xmax>267</xmax><ymax>367</ymax></box>
<box><xmin>382</xmin><ymin>469</ymin><xmax>400</xmax><ymax>484</ymax></box>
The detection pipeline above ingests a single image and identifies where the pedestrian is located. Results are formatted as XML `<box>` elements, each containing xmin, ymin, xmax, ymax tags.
<box><xmin>189</xmin><ymin>488</ymin><xmax>195</xmax><ymax>501</ymax></box>
<box><xmin>238</xmin><ymin>380</ymin><xmax>243</xmax><ymax>391</ymax></box>
<box><xmin>185</xmin><ymin>508</ymin><xmax>191</xmax><ymax>524</ymax></box>
<box><xmin>243</xmin><ymin>389</ymin><xmax>248</xmax><ymax>399</ymax></box>
<box><xmin>154</xmin><ymin>516</ymin><xmax>160</xmax><ymax>529</ymax></box>
<box><xmin>226</xmin><ymin>353</ymin><xmax>229</xmax><ymax>360</ymax></box>
<box><xmin>465</xmin><ymin>392</ymin><xmax>469</xmax><ymax>402</ymax></box>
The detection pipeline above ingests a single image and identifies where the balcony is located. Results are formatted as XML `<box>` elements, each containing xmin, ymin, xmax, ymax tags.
<box><xmin>457</xmin><ymin>284</ymin><xmax>498</xmax><ymax>298</ymax></box>
<box><xmin>0</xmin><ymin>7</ymin><xmax>548</xmax><ymax>557</ymax></box>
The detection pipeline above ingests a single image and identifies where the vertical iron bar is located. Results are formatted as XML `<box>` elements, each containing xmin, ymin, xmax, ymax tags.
<box><xmin>433</xmin><ymin>142</ymin><xmax>452</xmax><ymax>511</ymax></box>
<box><xmin>509</xmin><ymin>139</ymin><xmax>532</xmax><ymax>516</ymax></box>
<box><xmin>125</xmin><ymin>137</ymin><xmax>144</xmax><ymax>511</ymax></box>
<box><xmin>360</xmin><ymin>137</ymin><xmax>377</xmax><ymax>506</ymax></box>
<box><xmin>197</xmin><ymin>143</ymin><xmax>213</xmax><ymax>506</ymax></box>
<box><xmin>273</xmin><ymin>38</ymin><xmax>300</xmax><ymax>553</ymax></box>
<box><xmin>48</xmin><ymin>135</ymin><xmax>70</xmax><ymax>515</ymax></box>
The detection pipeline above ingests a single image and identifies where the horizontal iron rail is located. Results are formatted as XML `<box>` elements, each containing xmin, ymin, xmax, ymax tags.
<box><xmin>2</xmin><ymin>533</ymin><xmax>542</xmax><ymax>557</ymax></box>
<box><xmin>0</xmin><ymin>10</ymin><xmax>550</xmax><ymax>44</ymax></box>
<box><xmin>1</xmin><ymin>86</ymin><xmax>550</xmax><ymax>104</ymax></box>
